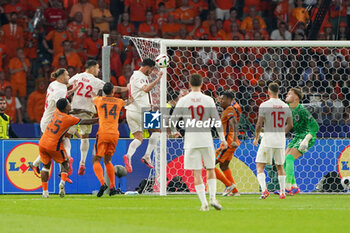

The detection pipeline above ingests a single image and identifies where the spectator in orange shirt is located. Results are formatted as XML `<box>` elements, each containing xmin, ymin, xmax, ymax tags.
<box><xmin>69</xmin><ymin>0</ymin><xmax>95</xmax><ymax>28</ymax></box>
<box><xmin>3</xmin><ymin>86</ymin><xmax>23</xmax><ymax>124</ymax></box>
<box><xmin>9</xmin><ymin>48</ymin><xmax>30</xmax><ymax>105</ymax></box>
<box><xmin>202</xmin><ymin>9</ymin><xmax>216</xmax><ymax>29</ymax></box>
<box><xmin>225</xmin><ymin>22</ymin><xmax>244</xmax><ymax>40</ymax></box>
<box><xmin>223</xmin><ymin>7</ymin><xmax>241</xmax><ymax>33</ymax></box>
<box><xmin>156</xmin><ymin>0</ymin><xmax>176</xmax><ymax>12</ymax></box>
<box><xmin>175</xmin><ymin>0</ymin><xmax>196</xmax><ymax>25</ymax></box>
<box><xmin>92</xmin><ymin>0</ymin><xmax>114</xmax><ymax>34</ymax></box>
<box><xmin>189</xmin><ymin>0</ymin><xmax>208</xmax><ymax>16</ymax></box>
<box><xmin>154</xmin><ymin>2</ymin><xmax>169</xmax><ymax>28</ymax></box>
<box><xmin>240</xmin><ymin>6</ymin><xmax>267</xmax><ymax>32</ymax></box>
<box><xmin>117</xmin><ymin>12</ymin><xmax>135</xmax><ymax>36</ymax></box>
<box><xmin>123</xmin><ymin>46</ymin><xmax>142</xmax><ymax>70</ymax></box>
<box><xmin>67</xmin><ymin>66</ymin><xmax>76</xmax><ymax>78</ymax></box>
<box><xmin>27</xmin><ymin>78</ymin><xmax>47</xmax><ymax>123</ymax></box>
<box><xmin>274</xmin><ymin>0</ymin><xmax>290</xmax><ymax>25</ymax></box>
<box><xmin>3</xmin><ymin>0</ymin><xmax>26</xmax><ymax>20</ymax></box>
<box><xmin>0</xmin><ymin>41</ymin><xmax>7</xmax><ymax>72</ymax></box>
<box><xmin>1</xmin><ymin>12</ymin><xmax>24</xmax><ymax>58</ymax></box>
<box><xmin>162</xmin><ymin>14</ymin><xmax>181</xmax><ymax>38</ymax></box>
<box><xmin>208</xmin><ymin>24</ymin><xmax>224</xmax><ymax>40</ymax></box>
<box><xmin>0</xmin><ymin>72</ymin><xmax>10</xmax><ymax>96</ymax></box>
<box><xmin>211</xmin><ymin>0</ymin><xmax>235</xmax><ymax>20</ymax></box>
<box><xmin>67</xmin><ymin>12</ymin><xmax>90</xmax><ymax>51</ymax></box>
<box><xmin>124</xmin><ymin>0</ymin><xmax>152</xmax><ymax>30</ymax></box>
<box><xmin>175</xmin><ymin>26</ymin><xmax>192</xmax><ymax>39</ymax></box>
<box><xmin>44</xmin><ymin>19</ymin><xmax>72</xmax><ymax>56</ymax></box>
<box><xmin>83</xmin><ymin>27</ymin><xmax>103</xmax><ymax>59</ymax></box>
<box><xmin>243</xmin><ymin>0</ymin><xmax>261</xmax><ymax>14</ymax></box>
<box><xmin>138</xmin><ymin>11</ymin><xmax>159</xmax><ymax>38</ymax></box>
<box><xmin>215</xmin><ymin>19</ymin><xmax>227</xmax><ymax>39</ymax></box>
<box><xmin>52</xmin><ymin>40</ymin><xmax>83</xmax><ymax>72</ymax></box>
<box><xmin>188</xmin><ymin>16</ymin><xmax>209</xmax><ymax>39</ymax></box>
<box><xmin>110</xmin><ymin>44</ymin><xmax>123</xmax><ymax>77</ymax></box>
<box><xmin>290</xmin><ymin>0</ymin><xmax>310</xmax><ymax>27</ymax></box>
<box><xmin>111</xmin><ymin>64</ymin><xmax>131</xmax><ymax>98</ymax></box>
<box><xmin>245</xmin><ymin>18</ymin><xmax>269</xmax><ymax>40</ymax></box>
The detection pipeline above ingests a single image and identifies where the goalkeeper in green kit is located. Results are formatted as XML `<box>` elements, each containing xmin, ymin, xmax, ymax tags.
<box><xmin>283</xmin><ymin>88</ymin><xmax>319</xmax><ymax>195</ymax></box>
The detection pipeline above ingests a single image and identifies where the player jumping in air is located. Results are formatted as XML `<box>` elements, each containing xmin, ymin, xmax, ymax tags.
<box><xmin>215</xmin><ymin>91</ymin><xmax>241</xmax><ymax>196</ymax></box>
<box><xmin>39</xmin><ymin>98</ymin><xmax>98</xmax><ymax>198</ymax></box>
<box><xmin>284</xmin><ymin>88</ymin><xmax>319</xmax><ymax>195</ymax></box>
<box><xmin>253</xmin><ymin>83</ymin><xmax>293</xmax><ymax>199</ymax></box>
<box><xmin>91</xmin><ymin>83</ymin><xmax>128</xmax><ymax>197</ymax></box>
<box><xmin>171</xmin><ymin>74</ymin><xmax>228</xmax><ymax>211</ymax></box>
<box><xmin>66</xmin><ymin>60</ymin><xmax>127</xmax><ymax>175</ymax></box>
<box><xmin>123</xmin><ymin>58</ymin><xmax>163</xmax><ymax>173</ymax></box>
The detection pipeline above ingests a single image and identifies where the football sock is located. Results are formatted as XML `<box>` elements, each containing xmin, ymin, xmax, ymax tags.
<box><xmin>223</xmin><ymin>169</ymin><xmax>239</xmax><ymax>193</ymax></box>
<box><xmin>195</xmin><ymin>183</ymin><xmax>208</xmax><ymax>207</ymax></box>
<box><xmin>257</xmin><ymin>173</ymin><xmax>267</xmax><ymax>191</ymax></box>
<box><xmin>33</xmin><ymin>155</ymin><xmax>41</xmax><ymax>167</ymax></box>
<box><xmin>60</xmin><ymin>172</ymin><xmax>67</xmax><ymax>186</ymax></box>
<box><xmin>285</xmin><ymin>154</ymin><xmax>295</xmax><ymax>189</ymax></box>
<box><xmin>207</xmin><ymin>179</ymin><xmax>217</xmax><ymax>201</ymax></box>
<box><xmin>215</xmin><ymin>168</ymin><xmax>231</xmax><ymax>186</ymax></box>
<box><xmin>278</xmin><ymin>175</ymin><xmax>286</xmax><ymax>195</ymax></box>
<box><xmin>80</xmin><ymin>139</ymin><xmax>89</xmax><ymax>165</ymax></box>
<box><xmin>292</xmin><ymin>176</ymin><xmax>297</xmax><ymax>188</ymax></box>
<box><xmin>42</xmin><ymin>182</ymin><xmax>48</xmax><ymax>192</ymax></box>
<box><xmin>144</xmin><ymin>132</ymin><xmax>160</xmax><ymax>159</ymax></box>
<box><xmin>127</xmin><ymin>139</ymin><xmax>142</xmax><ymax>159</ymax></box>
<box><xmin>63</xmin><ymin>137</ymin><xmax>71</xmax><ymax>158</ymax></box>
<box><xmin>106</xmin><ymin>163</ymin><xmax>115</xmax><ymax>189</ymax></box>
<box><xmin>93</xmin><ymin>162</ymin><xmax>105</xmax><ymax>186</ymax></box>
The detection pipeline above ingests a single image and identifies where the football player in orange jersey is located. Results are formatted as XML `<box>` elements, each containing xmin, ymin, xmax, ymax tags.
<box><xmin>92</xmin><ymin>82</ymin><xmax>129</xmax><ymax>197</ymax></box>
<box><xmin>39</xmin><ymin>98</ymin><xmax>98</xmax><ymax>198</ymax></box>
<box><xmin>215</xmin><ymin>91</ymin><xmax>241</xmax><ymax>196</ymax></box>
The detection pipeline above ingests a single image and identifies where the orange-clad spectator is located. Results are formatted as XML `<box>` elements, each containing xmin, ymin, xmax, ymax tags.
<box><xmin>3</xmin><ymin>86</ymin><xmax>23</xmax><ymax>123</ymax></box>
<box><xmin>240</xmin><ymin>6</ymin><xmax>266</xmax><ymax>32</ymax></box>
<box><xmin>240</xmin><ymin>60</ymin><xmax>262</xmax><ymax>86</ymax></box>
<box><xmin>67</xmin><ymin>66</ymin><xmax>76</xmax><ymax>77</ymax></box>
<box><xmin>111</xmin><ymin>64</ymin><xmax>131</xmax><ymax>98</ymax></box>
<box><xmin>156</xmin><ymin>0</ymin><xmax>176</xmax><ymax>12</ymax></box>
<box><xmin>274</xmin><ymin>0</ymin><xmax>290</xmax><ymax>25</ymax></box>
<box><xmin>215</xmin><ymin>19</ymin><xmax>227</xmax><ymax>39</ymax></box>
<box><xmin>138</xmin><ymin>11</ymin><xmax>159</xmax><ymax>38</ymax></box>
<box><xmin>25</xmin><ymin>0</ymin><xmax>48</xmax><ymax>12</ymax></box>
<box><xmin>69</xmin><ymin>0</ymin><xmax>95</xmax><ymax>28</ymax></box>
<box><xmin>117</xmin><ymin>12</ymin><xmax>135</xmax><ymax>36</ymax></box>
<box><xmin>290</xmin><ymin>0</ymin><xmax>310</xmax><ymax>28</ymax></box>
<box><xmin>83</xmin><ymin>27</ymin><xmax>103</xmax><ymax>59</ymax></box>
<box><xmin>9</xmin><ymin>48</ymin><xmax>30</xmax><ymax>104</ymax></box>
<box><xmin>0</xmin><ymin>72</ymin><xmax>10</xmax><ymax>96</ymax></box>
<box><xmin>188</xmin><ymin>16</ymin><xmax>209</xmax><ymax>39</ymax></box>
<box><xmin>124</xmin><ymin>0</ymin><xmax>152</xmax><ymax>28</ymax></box>
<box><xmin>245</xmin><ymin>18</ymin><xmax>269</xmax><ymax>40</ymax></box>
<box><xmin>243</xmin><ymin>0</ymin><xmax>261</xmax><ymax>14</ymax></box>
<box><xmin>27</xmin><ymin>78</ymin><xmax>47</xmax><ymax>123</ymax></box>
<box><xmin>108</xmin><ymin>30</ymin><xmax>124</xmax><ymax>52</ymax></box>
<box><xmin>24</xmin><ymin>28</ymin><xmax>40</xmax><ymax>60</ymax></box>
<box><xmin>44</xmin><ymin>0</ymin><xmax>67</xmax><ymax>33</ymax></box>
<box><xmin>92</xmin><ymin>0</ymin><xmax>114</xmax><ymax>34</ymax></box>
<box><xmin>211</xmin><ymin>0</ymin><xmax>235</xmax><ymax>20</ymax></box>
<box><xmin>124</xmin><ymin>46</ymin><xmax>142</xmax><ymax>70</ymax></box>
<box><xmin>175</xmin><ymin>0</ymin><xmax>196</xmax><ymax>25</ymax></box>
<box><xmin>3</xmin><ymin>0</ymin><xmax>26</xmax><ymax>18</ymax></box>
<box><xmin>52</xmin><ymin>40</ymin><xmax>83</xmax><ymax>72</ymax></box>
<box><xmin>223</xmin><ymin>7</ymin><xmax>241</xmax><ymax>33</ymax></box>
<box><xmin>162</xmin><ymin>14</ymin><xmax>181</xmax><ymax>38</ymax></box>
<box><xmin>67</xmin><ymin>12</ymin><xmax>89</xmax><ymax>51</ymax></box>
<box><xmin>1</xmin><ymin>12</ymin><xmax>24</xmax><ymax>58</ymax></box>
<box><xmin>175</xmin><ymin>26</ymin><xmax>192</xmax><ymax>39</ymax></box>
<box><xmin>110</xmin><ymin>46</ymin><xmax>123</xmax><ymax>77</ymax></box>
<box><xmin>225</xmin><ymin>22</ymin><xmax>244</xmax><ymax>40</ymax></box>
<box><xmin>202</xmin><ymin>9</ymin><xmax>216</xmax><ymax>29</ymax></box>
<box><xmin>43</xmin><ymin>19</ymin><xmax>72</xmax><ymax>56</ymax></box>
<box><xmin>0</xmin><ymin>42</ymin><xmax>7</xmax><ymax>72</ymax></box>
<box><xmin>154</xmin><ymin>2</ymin><xmax>169</xmax><ymax>28</ymax></box>
<box><xmin>208</xmin><ymin>24</ymin><xmax>224</xmax><ymax>40</ymax></box>
<box><xmin>90</xmin><ymin>0</ymin><xmax>110</xmax><ymax>8</ymax></box>
<box><xmin>189</xmin><ymin>0</ymin><xmax>208</xmax><ymax>15</ymax></box>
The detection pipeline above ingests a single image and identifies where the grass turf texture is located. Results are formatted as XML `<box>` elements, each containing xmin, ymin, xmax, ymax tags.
<box><xmin>0</xmin><ymin>194</ymin><xmax>349</xmax><ymax>233</ymax></box>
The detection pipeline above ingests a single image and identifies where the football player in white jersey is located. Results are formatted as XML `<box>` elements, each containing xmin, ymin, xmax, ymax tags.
<box><xmin>66</xmin><ymin>60</ymin><xmax>128</xmax><ymax>175</ymax></box>
<box><xmin>253</xmin><ymin>82</ymin><xmax>293</xmax><ymax>200</ymax></box>
<box><xmin>123</xmin><ymin>58</ymin><xmax>163</xmax><ymax>173</ymax></box>
<box><xmin>170</xmin><ymin>74</ymin><xmax>228</xmax><ymax>211</ymax></box>
<box><xmin>30</xmin><ymin>68</ymin><xmax>78</xmax><ymax>181</ymax></box>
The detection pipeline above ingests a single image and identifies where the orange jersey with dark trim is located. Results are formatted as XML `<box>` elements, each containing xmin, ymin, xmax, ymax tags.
<box><xmin>39</xmin><ymin>110</ymin><xmax>81</xmax><ymax>151</ymax></box>
<box><xmin>221</xmin><ymin>104</ymin><xmax>241</xmax><ymax>147</ymax></box>
<box><xmin>94</xmin><ymin>96</ymin><xmax>125</xmax><ymax>136</ymax></box>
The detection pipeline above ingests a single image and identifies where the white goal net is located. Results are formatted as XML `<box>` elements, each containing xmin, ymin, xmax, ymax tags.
<box><xmin>123</xmin><ymin>37</ymin><xmax>350</xmax><ymax>195</ymax></box>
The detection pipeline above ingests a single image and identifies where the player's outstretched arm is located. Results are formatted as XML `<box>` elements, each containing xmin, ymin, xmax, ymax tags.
<box><xmin>229</xmin><ymin>117</ymin><xmax>239</xmax><ymax>148</ymax></box>
<box><xmin>253</xmin><ymin>116</ymin><xmax>264</xmax><ymax>146</ymax></box>
<box><xmin>80</xmin><ymin>118</ymin><xmax>99</xmax><ymax>125</ymax></box>
<box><xmin>114</xmin><ymin>86</ymin><xmax>129</xmax><ymax>93</ymax></box>
<box><xmin>141</xmin><ymin>71</ymin><xmax>163</xmax><ymax>93</ymax></box>
<box><xmin>298</xmin><ymin>112</ymin><xmax>319</xmax><ymax>152</ymax></box>
<box><xmin>67</xmin><ymin>83</ymin><xmax>79</xmax><ymax>97</ymax></box>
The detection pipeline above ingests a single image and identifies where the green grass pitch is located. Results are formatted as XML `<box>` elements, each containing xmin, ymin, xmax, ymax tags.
<box><xmin>0</xmin><ymin>194</ymin><xmax>349</xmax><ymax>233</ymax></box>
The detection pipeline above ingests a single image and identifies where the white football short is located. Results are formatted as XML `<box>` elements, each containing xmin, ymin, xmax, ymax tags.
<box><xmin>255</xmin><ymin>147</ymin><xmax>285</xmax><ymax>165</ymax></box>
<box><xmin>126</xmin><ymin>110</ymin><xmax>143</xmax><ymax>134</ymax></box>
<box><xmin>67</xmin><ymin>112</ymin><xmax>93</xmax><ymax>135</ymax></box>
<box><xmin>184</xmin><ymin>146</ymin><xmax>215</xmax><ymax>170</ymax></box>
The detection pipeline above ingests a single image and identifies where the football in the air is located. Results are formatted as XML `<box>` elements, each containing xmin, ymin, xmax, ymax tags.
<box><xmin>341</xmin><ymin>176</ymin><xmax>350</xmax><ymax>190</ymax></box>
<box><xmin>155</xmin><ymin>54</ymin><xmax>170</xmax><ymax>68</ymax></box>
<box><xmin>114</xmin><ymin>165</ymin><xmax>128</xmax><ymax>178</ymax></box>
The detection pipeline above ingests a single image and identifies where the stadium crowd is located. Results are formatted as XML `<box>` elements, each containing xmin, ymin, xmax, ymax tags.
<box><xmin>0</xmin><ymin>0</ymin><xmax>349</xmax><ymax>129</ymax></box>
